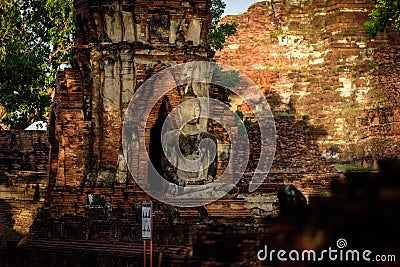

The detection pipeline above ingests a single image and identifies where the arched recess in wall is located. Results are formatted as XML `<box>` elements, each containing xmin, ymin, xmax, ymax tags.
<box><xmin>148</xmin><ymin>96</ymin><xmax>173</xmax><ymax>183</ymax></box>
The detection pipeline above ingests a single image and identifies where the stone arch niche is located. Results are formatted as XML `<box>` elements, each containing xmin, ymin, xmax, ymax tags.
<box><xmin>148</xmin><ymin>96</ymin><xmax>173</xmax><ymax>177</ymax></box>
<box><xmin>146</xmin><ymin>83</ymin><xmax>196</xmax><ymax>185</ymax></box>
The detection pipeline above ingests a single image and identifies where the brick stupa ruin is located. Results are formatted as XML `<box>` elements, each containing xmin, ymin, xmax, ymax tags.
<box><xmin>20</xmin><ymin>0</ymin><xmax>337</xmax><ymax>255</ymax></box>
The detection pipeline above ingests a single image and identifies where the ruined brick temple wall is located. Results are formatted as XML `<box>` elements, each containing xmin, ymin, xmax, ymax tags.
<box><xmin>0</xmin><ymin>130</ymin><xmax>48</xmax><ymax>234</ymax></box>
<box><xmin>28</xmin><ymin>0</ymin><xmax>341</xmax><ymax>249</ymax></box>
<box><xmin>0</xmin><ymin>131</ymin><xmax>48</xmax><ymax>178</ymax></box>
<box><xmin>16</xmin><ymin>1</ymin><xmax>400</xmax><ymax>265</ymax></box>
<box><xmin>215</xmin><ymin>0</ymin><xmax>400</xmax><ymax>167</ymax></box>
<box><xmin>25</xmin><ymin>0</ymin><xmax>400</xmax><ymax>254</ymax></box>
<box><xmin>48</xmin><ymin>0</ymin><xmax>212</xmax><ymax>192</ymax></box>
<box><xmin>359</xmin><ymin>46</ymin><xmax>400</xmax><ymax>164</ymax></box>
<box><xmin>31</xmin><ymin>0</ymin><xmax>215</xmax><ymax>243</ymax></box>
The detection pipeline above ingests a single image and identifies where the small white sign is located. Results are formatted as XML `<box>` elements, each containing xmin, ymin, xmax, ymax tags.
<box><xmin>142</xmin><ymin>201</ymin><xmax>152</xmax><ymax>240</ymax></box>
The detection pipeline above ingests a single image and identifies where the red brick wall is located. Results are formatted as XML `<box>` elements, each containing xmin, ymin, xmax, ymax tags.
<box><xmin>43</xmin><ymin>0</ymin><xmax>213</xmax><ymax>219</ymax></box>
<box><xmin>215</xmin><ymin>0</ymin><xmax>400</xmax><ymax>166</ymax></box>
<box><xmin>0</xmin><ymin>130</ymin><xmax>48</xmax><ymax>234</ymax></box>
<box><xmin>358</xmin><ymin>46</ymin><xmax>400</xmax><ymax>165</ymax></box>
<box><xmin>0</xmin><ymin>130</ymin><xmax>48</xmax><ymax>178</ymax></box>
<box><xmin>34</xmin><ymin>0</ymin><xmax>400</xmax><ymax>247</ymax></box>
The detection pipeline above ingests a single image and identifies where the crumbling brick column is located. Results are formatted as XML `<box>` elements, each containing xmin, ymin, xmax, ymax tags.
<box><xmin>44</xmin><ymin>0</ymin><xmax>213</xmax><ymax>217</ymax></box>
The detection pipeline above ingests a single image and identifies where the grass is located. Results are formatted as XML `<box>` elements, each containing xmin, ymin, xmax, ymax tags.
<box><xmin>334</xmin><ymin>165</ymin><xmax>379</xmax><ymax>172</ymax></box>
<box><xmin>270</xmin><ymin>28</ymin><xmax>285</xmax><ymax>38</ymax></box>
<box><xmin>369</xmin><ymin>61</ymin><xmax>378</xmax><ymax>68</ymax></box>
<box><xmin>342</xmin><ymin>107</ymin><xmax>365</xmax><ymax>113</ymax></box>
<box><xmin>274</xmin><ymin>112</ymin><xmax>305</xmax><ymax>117</ymax></box>
<box><xmin>256</xmin><ymin>63</ymin><xmax>309</xmax><ymax>72</ymax></box>
<box><xmin>351</xmin><ymin>25</ymin><xmax>365</xmax><ymax>31</ymax></box>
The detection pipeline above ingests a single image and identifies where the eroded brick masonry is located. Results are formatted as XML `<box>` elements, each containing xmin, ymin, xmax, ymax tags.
<box><xmin>1</xmin><ymin>0</ymin><xmax>398</xmax><ymax>264</ymax></box>
<box><xmin>33</xmin><ymin>0</ymin><xmax>216</xmax><ymax>242</ymax></box>
<box><xmin>31</xmin><ymin>0</ymin><xmax>400</xmax><ymax>239</ymax></box>
<box><xmin>0</xmin><ymin>131</ymin><xmax>47</xmax><ymax>234</ymax></box>
<box><xmin>216</xmin><ymin>0</ymin><xmax>400</xmax><ymax>166</ymax></box>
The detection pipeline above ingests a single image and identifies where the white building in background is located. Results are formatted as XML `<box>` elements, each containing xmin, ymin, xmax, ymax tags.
<box><xmin>25</xmin><ymin>121</ymin><xmax>47</xmax><ymax>131</ymax></box>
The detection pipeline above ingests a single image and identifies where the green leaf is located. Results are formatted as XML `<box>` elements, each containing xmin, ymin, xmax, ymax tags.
<box><xmin>365</xmin><ymin>0</ymin><xmax>400</xmax><ymax>35</ymax></box>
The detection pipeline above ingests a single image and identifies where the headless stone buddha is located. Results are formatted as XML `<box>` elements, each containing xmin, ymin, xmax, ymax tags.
<box><xmin>161</xmin><ymin>93</ymin><xmax>217</xmax><ymax>187</ymax></box>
